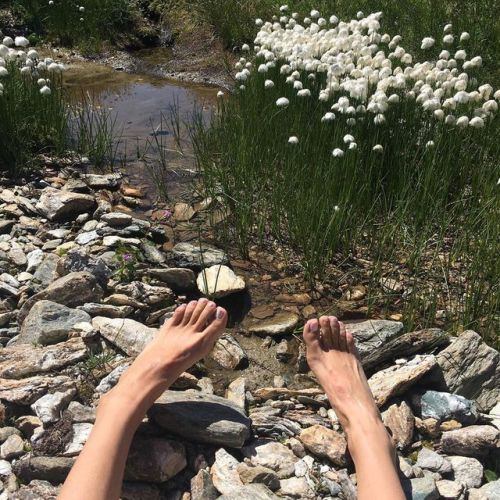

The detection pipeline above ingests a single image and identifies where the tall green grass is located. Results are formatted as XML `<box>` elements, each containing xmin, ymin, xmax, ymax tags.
<box><xmin>191</xmin><ymin>9</ymin><xmax>499</xmax><ymax>344</ymax></box>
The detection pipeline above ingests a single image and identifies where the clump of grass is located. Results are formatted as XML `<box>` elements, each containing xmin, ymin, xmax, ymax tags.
<box><xmin>192</xmin><ymin>7</ymin><xmax>499</xmax><ymax>342</ymax></box>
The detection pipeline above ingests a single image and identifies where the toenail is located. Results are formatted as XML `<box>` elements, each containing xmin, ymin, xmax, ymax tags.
<box><xmin>199</xmin><ymin>298</ymin><xmax>208</xmax><ymax>303</ymax></box>
<box><xmin>216</xmin><ymin>307</ymin><xmax>225</xmax><ymax>319</ymax></box>
<box><xmin>189</xmin><ymin>300</ymin><xmax>197</xmax><ymax>306</ymax></box>
<box><xmin>208</xmin><ymin>301</ymin><xmax>216</xmax><ymax>308</ymax></box>
<box><xmin>309</xmin><ymin>320</ymin><xmax>319</xmax><ymax>332</ymax></box>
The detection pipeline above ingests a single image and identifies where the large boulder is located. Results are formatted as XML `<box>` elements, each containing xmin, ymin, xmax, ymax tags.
<box><xmin>19</xmin><ymin>272</ymin><xmax>103</xmax><ymax>325</ymax></box>
<box><xmin>149</xmin><ymin>391</ymin><xmax>251</xmax><ymax>448</ymax></box>
<box><xmin>92</xmin><ymin>317</ymin><xmax>156</xmax><ymax>357</ymax></box>
<box><xmin>435</xmin><ymin>330</ymin><xmax>499</xmax><ymax>411</ymax></box>
<box><xmin>18</xmin><ymin>301</ymin><xmax>91</xmax><ymax>346</ymax></box>
<box><xmin>36</xmin><ymin>188</ymin><xmax>96</xmax><ymax>222</ymax></box>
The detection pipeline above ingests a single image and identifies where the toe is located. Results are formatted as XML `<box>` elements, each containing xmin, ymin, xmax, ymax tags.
<box><xmin>169</xmin><ymin>304</ymin><xmax>186</xmax><ymax>326</ymax></box>
<box><xmin>181</xmin><ymin>300</ymin><xmax>198</xmax><ymax>325</ymax></box>
<box><xmin>202</xmin><ymin>306</ymin><xmax>227</xmax><ymax>340</ymax></box>
<box><xmin>319</xmin><ymin>316</ymin><xmax>333</xmax><ymax>350</ymax></box>
<box><xmin>303</xmin><ymin>319</ymin><xmax>320</xmax><ymax>346</ymax></box>
<box><xmin>195</xmin><ymin>300</ymin><xmax>217</xmax><ymax>330</ymax></box>
<box><xmin>329</xmin><ymin>316</ymin><xmax>340</xmax><ymax>350</ymax></box>
<box><xmin>338</xmin><ymin>321</ymin><xmax>347</xmax><ymax>351</ymax></box>
<box><xmin>346</xmin><ymin>328</ymin><xmax>360</xmax><ymax>358</ymax></box>
<box><xmin>190</xmin><ymin>298</ymin><xmax>209</xmax><ymax>324</ymax></box>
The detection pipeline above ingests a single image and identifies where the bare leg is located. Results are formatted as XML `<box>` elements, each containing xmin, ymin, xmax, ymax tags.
<box><xmin>59</xmin><ymin>299</ymin><xmax>228</xmax><ymax>500</ymax></box>
<box><xmin>303</xmin><ymin>316</ymin><xmax>405</xmax><ymax>500</ymax></box>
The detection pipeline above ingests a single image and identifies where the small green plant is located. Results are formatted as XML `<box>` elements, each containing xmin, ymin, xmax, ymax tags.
<box><xmin>83</xmin><ymin>351</ymin><xmax>116</xmax><ymax>372</ymax></box>
<box><xmin>114</xmin><ymin>244</ymin><xmax>141</xmax><ymax>282</ymax></box>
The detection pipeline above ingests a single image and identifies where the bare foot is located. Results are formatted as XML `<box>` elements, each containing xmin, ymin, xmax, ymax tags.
<box><xmin>303</xmin><ymin>316</ymin><xmax>388</xmax><ymax>455</ymax></box>
<box><xmin>107</xmin><ymin>299</ymin><xmax>228</xmax><ymax>413</ymax></box>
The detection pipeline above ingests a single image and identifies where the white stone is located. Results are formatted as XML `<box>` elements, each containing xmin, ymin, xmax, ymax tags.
<box><xmin>197</xmin><ymin>265</ymin><xmax>246</xmax><ymax>298</ymax></box>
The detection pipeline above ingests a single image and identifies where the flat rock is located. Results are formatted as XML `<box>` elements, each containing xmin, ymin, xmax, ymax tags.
<box><xmin>18</xmin><ymin>301</ymin><xmax>91</xmax><ymax>345</ymax></box>
<box><xmin>147</xmin><ymin>268</ymin><xmax>196</xmax><ymax>292</ymax></box>
<box><xmin>412</xmin><ymin>390</ymin><xmax>478</xmax><ymax>424</ymax></box>
<box><xmin>62</xmin><ymin>423</ymin><xmax>93</xmax><ymax>457</ymax></box>
<box><xmin>124</xmin><ymin>437</ymin><xmax>186</xmax><ymax>483</ymax></box>
<box><xmin>102</xmin><ymin>235</ymin><xmax>141</xmax><ymax>247</ymax></box>
<box><xmin>100</xmin><ymin>212</ymin><xmax>133</xmax><ymax>227</ymax></box>
<box><xmin>440</xmin><ymin>425</ymin><xmax>499</xmax><ymax>457</ymax></box>
<box><xmin>253</xmin><ymin>387</ymin><xmax>323</xmax><ymax>401</ymax></box>
<box><xmin>382</xmin><ymin>400</ymin><xmax>415</xmax><ymax>450</ymax></box>
<box><xmin>218</xmin><ymin>484</ymin><xmax>279</xmax><ymax>499</ymax></box>
<box><xmin>75</xmin><ymin>230</ymin><xmax>100</xmax><ymax>245</ymax></box>
<box><xmin>92</xmin><ymin>317</ymin><xmax>156</xmax><ymax>357</ymax></box>
<box><xmin>36</xmin><ymin>187</ymin><xmax>96</xmax><ymax>222</ymax></box>
<box><xmin>78</xmin><ymin>303</ymin><xmax>132</xmax><ymax>318</ymax></box>
<box><xmin>210</xmin><ymin>334</ymin><xmax>248</xmax><ymax>369</ymax></box>
<box><xmin>416</xmin><ymin>447</ymin><xmax>452</xmax><ymax>474</ymax></box>
<box><xmin>171</xmin><ymin>242</ymin><xmax>228</xmax><ymax>268</ymax></box>
<box><xmin>80</xmin><ymin>173</ymin><xmax>121</xmax><ymax>189</ymax></box>
<box><xmin>299</xmin><ymin>425</ymin><xmax>347</xmax><ymax>466</ymax></box>
<box><xmin>368</xmin><ymin>355</ymin><xmax>437</xmax><ymax>407</ymax></box>
<box><xmin>0</xmin><ymin>375</ymin><xmax>75</xmax><ymax>405</ymax></box>
<box><xmin>13</xmin><ymin>456</ymin><xmax>75</xmax><ymax>484</ymax></box>
<box><xmin>149</xmin><ymin>391</ymin><xmax>251</xmax><ymax>448</ymax></box>
<box><xmin>436</xmin><ymin>479</ymin><xmax>464</xmax><ymax>500</ymax></box>
<box><xmin>448</xmin><ymin>455</ymin><xmax>484</xmax><ymax>488</ymax></box>
<box><xmin>279</xmin><ymin>476</ymin><xmax>315</xmax><ymax>498</ymax></box>
<box><xmin>242</xmin><ymin>440</ymin><xmax>299</xmax><ymax>479</ymax></box>
<box><xmin>18</xmin><ymin>272</ymin><xmax>103</xmax><ymax>325</ymax></box>
<box><xmin>237</xmin><ymin>462</ymin><xmax>280</xmax><ymax>490</ymax></box>
<box><xmin>141</xmin><ymin>242</ymin><xmax>166</xmax><ymax>264</ymax></box>
<box><xmin>405</xmin><ymin>476</ymin><xmax>439</xmax><ymax>500</ymax></box>
<box><xmin>67</xmin><ymin>401</ymin><xmax>96</xmax><ymax>423</ymax></box>
<box><xmin>31</xmin><ymin>389</ymin><xmax>75</xmax><ymax>424</ymax></box>
<box><xmin>244</xmin><ymin>311</ymin><xmax>300</xmax><ymax>337</ymax></box>
<box><xmin>197</xmin><ymin>265</ymin><xmax>246</xmax><ymax>298</ymax></box>
<box><xmin>435</xmin><ymin>330</ymin><xmax>499</xmax><ymax>411</ymax></box>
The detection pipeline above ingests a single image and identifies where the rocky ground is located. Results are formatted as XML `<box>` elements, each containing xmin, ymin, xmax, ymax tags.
<box><xmin>0</xmin><ymin>163</ymin><xmax>499</xmax><ymax>500</ymax></box>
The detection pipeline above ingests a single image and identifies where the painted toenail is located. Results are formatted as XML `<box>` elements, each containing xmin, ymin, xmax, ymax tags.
<box><xmin>216</xmin><ymin>307</ymin><xmax>225</xmax><ymax>319</ymax></box>
<box><xmin>309</xmin><ymin>319</ymin><xmax>319</xmax><ymax>332</ymax></box>
<box><xmin>199</xmin><ymin>298</ymin><xmax>208</xmax><ymax>303</ymax></box>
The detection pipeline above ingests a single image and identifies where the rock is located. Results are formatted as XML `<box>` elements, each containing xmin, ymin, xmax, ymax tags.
<box><xmin>412</xmin><ymin>390</ymin><xmax>478</xmax><ymax>424</ymax></box>
<box><xmin>26</xmin><ymin>249</ymin><xmax>44</xmax><ymax>273</ymax></box>
<box><xmin>13</xmin><ymin>456</ymin><xmax>74</xmax><ymax>484</ymax></box>
<box><xmin>114</xmin><ymin>281</ymin><xmax>174</xmax><ymax>307</ymax></box>
<box><xmin>100</xmin><ymin>212</ymin><xmax>133</xmax><ymax>227</ymax></box>
<box><xmin>368</xmin><ymin>355</ymin><xmax>437</xmax><ymax>407</ymax></box>
<box><xmin>0</xmin><ymin>434</ymin><xmax>24</xmax><ymax>460</ymax></box>
<box><xmin>149</xmin><ymin>391</ymin><xmax>251</xmax><ymax>448</ymax></box>
<box><xmin>226</xmin><ymin>377</ymin><xmax>246</xmax><ymax>409</ymax></box>
<box><xmin>242</xmin><ymin>440</ymin><xmax>299</xmax><ymax>479</ymax></box>
<box><xmin>210</xmin><ymin>334</ymin><xmax>248</xmax><ymax>369</ymax></box>
<box><xmin>174</xmin><ymin>202</ymin><xmax>196</xmax><ymax>222</ymax></box>
<box><xmin>147</xmin><ymin>268</ymin><xmax>196</xmax><ymax>292</ymax></box>
<box><xmin>0</xmin><ymin>375</ymin><xmax>75</xmax><ymax>405</ymax></box>
<box><xmin>489</xmin><ymin>402</ymin><xmax>500</xmax><ymax>430</ymax></box>
<box><xmin>405</xmin><ymin>476</ymin><xmax>439</xmax><ymax>500</ymax></box>
<box><xmin>415</xmin><ymin>417</ymin><xmax>441</xmax><ymax>439</ymax></box>
<box><xmin>0</xmin><ymin>220</ymin><xmax>15</xmax><ymax>234</ymax></box>
<box><xmin>78</xmin><ymin>303</ymin><xmax>132</xmax><ymax>318</ymax></box>
<box><xmin>80</xmin><ymin>173</ymin><xmax>121</xmax><ymax>189</ymax></box>
<box><xmin>15</xmin><ymin>416</ymin><xmax>42</xmax><ymax>438</ymax></box>
<box><xmin>276</xmin><ymin>339</ymin><xmax>293</xmax><ymax>362</ymax></box>
<box><xmin>19</xmin><ymin>272</ymin><xmax>103</xmax><ymax>324</ymax></box>
<box><xmin>102</xmin><ymin>235</ymin><xmax>141</xmax><ymax>248</ymax></box>
<box><xmin>448</xmin><ymin>455</ymin><xmax>484</xmax><ymax>488</ymax></box>
<box><xmin>244</xmin><ymin>311</ymin><xmax>300</xmax><ymax>336</ymax></box>
<box><xmin>172</xmin><ymin>242</ymin><xmax>228</xmax><ymax>268</ymax></box>
<box><xmin>210</xmin><ymin>448</ymin><xmax>243</xmax><ymax>495</ymax></box>
<box><xmin>468</xmin><ymin>480</ymin><xmax>500</xmax><ymax>500</ymax></box>
<box><xmin>12</xmin><ymin>479</ymin><xmax>60</xmax><ymax>499</ymax></box>
<box><xmin>32</xmin><ymin>254</ymin><xmax>59</xmax><ymax>288</ymax></box>
<box><xmin>0</xmin><ymin>459</ymin><xmax>12</xmax><ymax>476</ymax></box>
<box><xmin>237</xmin><ymin>463</ymin><xmax>280</xmax><ymax>491</ymax></box>
<box><xmin>298</xmin><ymin>425</ymin><xmax>347</xmax><ymax>466</ymax></box>
<box><xmin>124</xmin><ymin>437</ymin><xmax>186</xmax><ymax>483</ymax></box>
<box><xmin>141</xmin><ymin>243</ymin><xmax>166</xmax><ymax>265</ymax></box>
<box><xmin>415</xmin><ymin>448</ymin><xmax>452</xmax><ymax>474</ymax></box>
<box><xmin>18</xmin><ymin>301</ymin><xmax>91</xmax><ymax>345</ymax></box>
<box><xmin>197</xmin><ymin>265</ymin><xmax>245</xmax><ymax>298</ymax></box>
<box><xmin>218</xmin><ymin>484</ymin><xmax>279</xmax><ymax>499</ymax></box>
<box><xmin>31</xmin><ymin>389</ymin><xmax>76</xmax><ymax>425</ymax></box>
<box><xmin>75</xmin><ymin>230</ymin><xmax>100</xmax><ymax>245</ymax></box>
<box><xmin>0</xmin><ymin>337</ymin><xmax>88</xmax><ymax>378</ymax></box>
<box><xmin>8</xmin><ymin>241</ymin><xmax>27</xmax><ymax>267</ymax></box>
<box><xmin>382</xmin><ymin>400</ymin><xmax>415</xmax><ymax>450</ymax></box>
<box><xmin>56</xmin><ymin>250</ymin><xmax>112</xmax><ymax>286</ymax></box>
<box><xmin>440</xmin><ymin>425</ymin><xmax>499</xmax><ymax>457</ymax></box>
<box><xmin>62</xmin><ymin>423</ymin><xmax>93</xmax><ymax>457</ymax></box>
<box><xmin>345</xmin><ymin>319</ymin><xmax>404</xmax><ymax>358</ymax></box>
<box><xmin>253</xmin><ymin>387</ymin><xmax>323</xmax><ymax>400</ymax></box>
<box><xmin>279</xmin><ymin>477</ymin><xmax>315</xmax><ymax>498</ymax></box>
<box><xmin>92</xmin><ymin>317</ymin><xmax>156</xmax><ymax>357</ymax></box>
<box><xmin>435</xmin><ymin>330</ymin><xmax>499</xmax><ymax>411</ymax></box>
<box><xmin>436</xmin><ymin>479</ymin><xmax>465</xmax><ymax>500</ymax></box>
<box><xmin>36</xmin><ymin>188</ymin><xmax>96</xmax><ymax>222</ymax></box>
<box><xmin>191</xmin><ymin>469</ymin><xmax>218</xmax><ymax>500</ymax></box>
<box><xmin>362</xmin><ymin>329</ymin><xmax>449</xmax><ymax>370</ymax></box>
<box><xmin>0</xmin><ymin>427</ymin><xmax>20</xmax><ymax>443</ymax></box>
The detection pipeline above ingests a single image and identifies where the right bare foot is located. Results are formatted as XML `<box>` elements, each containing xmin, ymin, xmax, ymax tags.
<box><xmin>302</xmin><ymin>316</ymin><xmax>388</xmax><ymax>452</ymax></box>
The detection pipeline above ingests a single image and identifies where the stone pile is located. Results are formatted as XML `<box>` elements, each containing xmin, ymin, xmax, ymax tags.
<box><xmin>0</xmin><ymin>173</ymin><xmax>498</xmax><ymax>499</ymax></box>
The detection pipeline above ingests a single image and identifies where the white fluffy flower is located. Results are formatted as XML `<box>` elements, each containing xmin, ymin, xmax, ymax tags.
<box><xmin>445</xmin><ymin>115</ymin><xmax>456</xmax><ymax>126</ymax></box>
<box><xmin>321</xmin><ymin>112</ymin><xmax>335</xmax><ymax>122</ymax></box>
<box><xmin>217</xmin><ymin>91</ymin><xmax>224</xmax><ymax>98</ymax></box>
<box><xmin>421</xmin><ymin>37</ymin><xmax>435</xmax><ymax>50</ymax></box>
<box><xmin>443</xmin><ymin>23</ymin><xmax>453</xmax><ymax>33</ymax></box>
<box><xmin>443</xmin><ymin>34</ymin><xmax>454</xmax><ymax>44</ymax></box>
<box><xmin>469</xmin><ymin>117</ymin><xmax>484</xmax><ymax>128</ymax></box>
<box><xmin>343</xmin><ymin>134</ymin><xmax>355</xmax><ymax>144</ymax></box>
<box><xmin>241</xmin><ymin>44</ymin><xmax>250</xmax><ymax>52</ymax></box>
<box><xmin>434</xmin><ymin>109</ymin><xmax>445</xmax><ymax>120</ymax></box>
<box><xmin>15</xmin><ymin>36</ymin><xmax>29</xmax><ymax>48</ymax></box>
<box><xmin>280</xmin><ymin>4</ymin><xmax>289</xmax><ymax>12</ymax></box>
<box><xmin>372</xmin><ymin>144</ymin><xmax>384</xmax><ymax>153</ymax></box>
<box><xmin>276</xmin><ymin>97</ymin><xmax>289</xmax><ymax>107</ymax></box>
<box><xmin>2</xmin><ymin>37</ymin><xmax>14</xmax><ymax>47</ymax></box>
<box><xmin>332</xmin><ymin>148</ymin><xmax>344</xmax><ymax>158</ymax></box>
<box><xmin>349</xmin><ymin>142</ymin><xmax>358</xmax><ymax>151</ymax></box>
<box><xmin>288</xmin><ymin>136</ymin><xmax>299</xmax><ymax>144</ymax></box>
<box><xmin>455</xmin><ymin>50</ymin><xmax>466</xmax><ymax>60</ymax></box>
<box><xmin>258</xmin><ymin>64</ymin><xmax>267</xmax><ymax>73</ymax></box>
<box><xmin>255</xmin><ymin>18</ymin><xmax>263</xmax><ymax>27</ymax></box>
<box><xmin>460</xmin><ymin>32</ymin><xmax>470</xmax><ymax>42</ymax></box>
<box><xmin>264</xmin><ymin>79</ymin><xmax>274</xmax><ymax>89</ymax></box>
<box><xmin>426</xmin><ymin>140</ymin><xmax>435</xmax><ymax>148</ymax></box>
<box><xmin>483</xmin><ymin>100</ymin><xmax>498</xmax><ymax>113</ymax></box>
<box><xmin>456</xmin><ymin>116</ymin><xmax>469</xmax><ymax>128</ymax></box>
<box><xmin>297</xmin><ymin>89</ymin><xmax>311</xmax><ymax>97</ymax></box>
<box><xmin>37</xmin><ymin>78</ymin><xmax>46</xmax><ymax>86</ymax></box>
<box><xmin>39</xmin><ymin>85</ymin><xmax>51</xmax><ymax>96</ymax></box>
<box><xmin>374</xmin><ymin>113</ymin><xmax>386</xmax><ymax>125</ymax></box>
<box><xmin>0</xmin><ymin>67</ymin><xmax>8</xmax><ymax>77</ymax></box>
<box><xmin>79</xmin><ymin>6</ymin><xmax>85</xmax><ymax>12</ymax></box>
<box><xmin>329</xmin><ymin>15</ymin><xmax>339</xmax><ymax>25</ymax></box>
<box><xmin>310</xmin><ymin>10</ymin><xmax>320</xmax><ymax>19</ymax></box>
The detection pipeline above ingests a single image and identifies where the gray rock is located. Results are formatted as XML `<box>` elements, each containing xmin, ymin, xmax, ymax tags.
<box><xmin>0</xmin><ymin>337</ymin><xmax>88</xmax><ymax>378</ymax></box>
<box><xmin>242</xmin><ymin>440</ymin><xmax>299</xmax><ymax>479</ymax></box>
<box><xmin>80</xmin><ymin>173</ymin><xmax>121</xmax><ymax>190</ymax></box>
<box><xmin>244</xmin><ymin>311</ymin><xmax>300</xmax><ymax>336</ymax></box>
<box><xmin>435</xmin><ymin>330</ymin><xmax>499</xmax><ymax>411</ymax></box>
<box><xmin>0</xmin><ymin>281</ymin><xmax>18</xmax><ymax>298</ymax></box>
<box><xmin>191</xmin><ymin>469</ymin><xmax>218</xmax><ymax>500</ymax></box>
<box><xmin>210</xmin><ymin>334</ymin><xmax>248</xmax><ymax>370</ymax></box>
<box><xmin>100</xmin><ymin>212</ymin><xmax>133</xmax><ymax>227</ymax></box>
<box><xmin>488</xmin><ymin>402</ymin><xmax>500</xmax><ymax>430</ymax></box>
<box><xmin>0</xmin><ymin>427</ymin><xmax>20</xmax><ymax>444</ymax></box>
<box><xmin>405</xmin><ymin>476</ymin><xmax>439</xmax><ymax>500</ymax></box>
<box><xmin>237</xmin><ymin>462</ymin><xmax>280</xmax><ymax>491</ymax></box>
<box><xmin>32</xmin><ymin>254</ymin><xmax>59</xmax><ymax>288</ymax></box>
<box><xmin>14</xmin><ymin>416</ymin><xmax>42</xmax><ymax>439</ymax></box>
<box><xmin>36</xmin><ymin>188</ymin><xmax>96</xmax><ymax>222</ymax></box>
<box><xmin>95</xmin><ymin>363</ymin><xmax>131</xmax><ymax>393</ymax></box>
<box><xmin>440</xmin><ymin>425</ymin><xmax>499</xmax><ymax>457</ymax></box>
<box><xmin>62</xmin><ymin>423</ymin><xmax>93</xmax><ymax>456</ymax></box>
<box><xmin>0</xmin><ymin>434</ymin><xmax>24</xmax><ymax>460</ymax></box>
<box><xmin>171</xmin><ymin>242</ymin><xmax>228</xmax><ymax>269</ymax></box>
<box><xmin>31</xmin><ymin>389</ymin><xmax>76</xmax><ymax>424</ymax></box>
<box><xmin>124</xmin><ymin>437</ymin><xmax>186</xmax><ymax>483</ymax></box>
<box><xmin>18</xmin><ymin>301</ymin><xmax>91</xmax><ymax>345</ymax></box>
<box><xmin>416</xmin><ymin>448</ymin><xmax>452</xmax><ymax>474</ymax></box>
<box><xmin>448</xmin><ymin>455</ymin><xmax>484</xmax><ymax>488</ymax></box>
<box><xmin>412</xmin><ymin>390</ymin><xmax>478</xmax><ymax>424</ymax></box>
<box><xmin>114</xmin><ymin>281</ymin><xmax>174</xmax><ymax>307</ymax></box>
<box><xmin>75</xmin><ymin>230</ymin><xmax>100</xmax><ymax>245</ymax></box>
<box><xmin>92</xmin><ymin>317</ymin><xmax>156</xmax><ymax>357</ymax></box>
<box><xmin>197</xmin><ymin>265</ymin><xmax>246</xmax><ymax>298</ymax></box>
<box><xmin>279</xmin><ymin>476</ymin><xmax>315</xmax><ymax>498</ymax></box>
<box><xmin>140</xmin><ymin>242</ymin><xmax>166</xmax><ymax>264</ymax></box>
<box><xmin>26</xmin><ymin>249</ymin><xmax>44</xmax><ymax>273</ymax></box>
<box><xmin>226</xmin><ymin>377</ymin><xmax>246</xmax><ymax>409</ymax></box>
<box><xmin>218</xmin><ymin>484</ymin><xmax>279</xmax><ymax>500</ymax></box>
<box><xmin>468</xmin><ymin>480</ymin><xmax>500</xmax><ymax>500</ymax></box>
<box><xmin>0</xmin><ymin>375</ymin><xmax>75</xmax><ymax>405</ymax></box>
<box><xmin>381</xmin><ymin>400</ymin><xmax>415</xmax><ymax>450</ymax></box>
<box><xmin>436</xmin><ymin>479</ymin><xmax>464</xmax><ymax>500</ymax></box>
<box><xmin>67</xmin><ymin>402</ymin><xmax>96</xmax><ymax>423</ymax></box>
<box><xmin>8</xmin><ymin>241</ymin><xmax>27</xmax><ymax>267</ymax></box>
<box><xmin>11</xmin><ymin>479</ymin><xmax>60</xmax><ymax>499</ymax></box>
<box><xmin>78</xmin><ymin>303</ymin><xmax>132</xmax><ymax>318</ymax></box>
<box><xmin>19</xmin><ymin>271</ymin><xmax>103</xmax><ymax>324</ymax></box>
<box><xmin>346</xmin><ymin>319</ymin><xmax>404</xmax><ymax>358</ymax></box>
<box><xmin>210</xmin><ymin>448</ymin><xmax>243</xmax><ymax>495</ymax></box>
<box><xmin>149</xmin><ymin>391</ymin><xmax>251</xmax><ymax>448</ymax></box>
<box><xmin>13</xmin><ymin>456</ymin><xmax>74</xmax><ymax>484</ymax></box>
<box><xmin>102</xmin><ymin>235</ymin><xmax>141</xmax><ymax>247</ymax></box>
<box><xmin>56</xmin><ymin>250</ymin><xmax>112</xmax><ymax>285</ymax></box>
<box><xmin>147</xmin><ymin>268</ymin><xmax>196</xmax><ymax>292</ymax></box>
<box><xmin>0</xmin><ymin>459</ymin><xmax>12</xmax><ymax>476</ymax></box>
